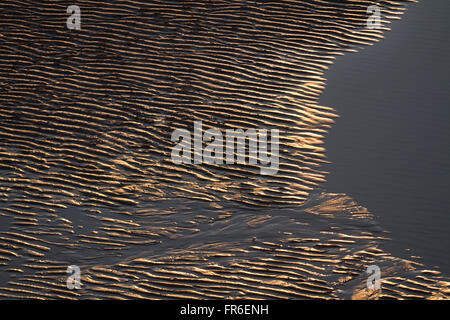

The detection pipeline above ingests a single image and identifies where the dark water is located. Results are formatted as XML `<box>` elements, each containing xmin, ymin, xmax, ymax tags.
<box><xmin>322</xmin><ymin>0</ymin><xmax>450</xmax><ymax>275</ymax></box>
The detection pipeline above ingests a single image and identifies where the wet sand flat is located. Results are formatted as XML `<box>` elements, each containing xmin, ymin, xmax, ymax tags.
<box><xmin>0</xmin><ymin>0</ymin><xmax>448</xmax><ymax>299</ymax></box>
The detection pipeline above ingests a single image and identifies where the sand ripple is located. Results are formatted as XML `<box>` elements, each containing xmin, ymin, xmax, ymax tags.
<box><xmin>0</xmin><ymin>0</ymin><xmax>448</xmax><ymax>299</ymax></box>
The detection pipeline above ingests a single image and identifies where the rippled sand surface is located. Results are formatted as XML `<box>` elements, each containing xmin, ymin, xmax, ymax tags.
<box><xmin>0</xmin><ymin>0</ymin><xmax>448</xmax><ymax>299</ymax></box>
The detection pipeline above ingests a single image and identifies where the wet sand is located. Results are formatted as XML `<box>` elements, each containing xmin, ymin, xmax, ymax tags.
<box><xmin>0</xmin><ymin>0</ymin><xmax>448</xmax><ymax>299</ymax></box>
